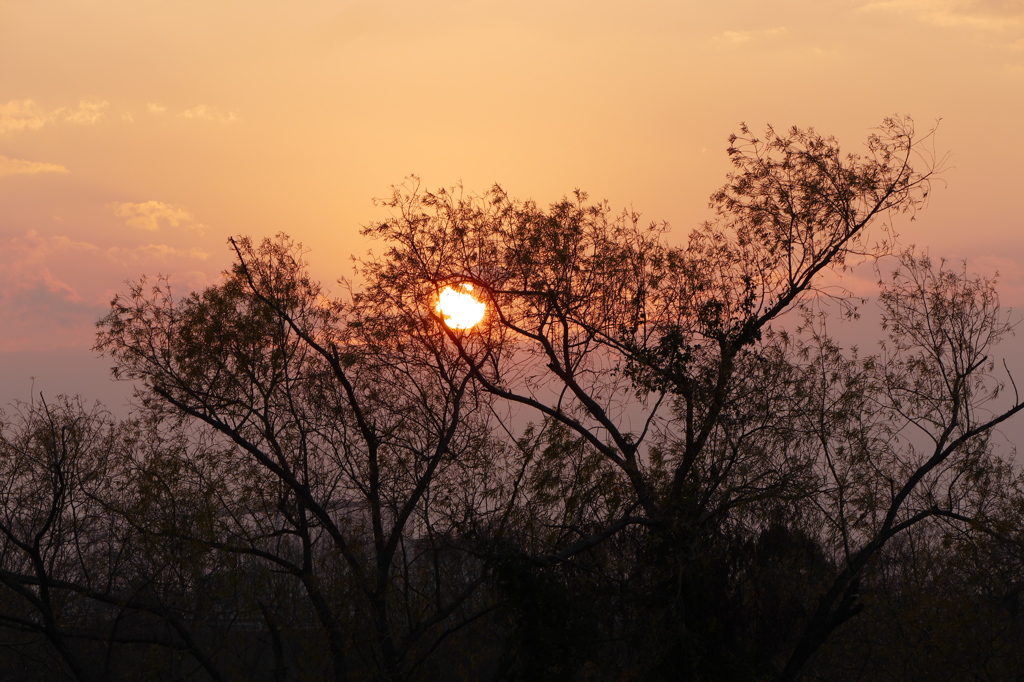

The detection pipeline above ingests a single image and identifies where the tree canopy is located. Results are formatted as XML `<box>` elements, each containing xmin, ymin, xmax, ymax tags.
<box><xmin>1</xmin><ymin>117</ymin><xmax>1022</xmax><ymax>681</ymax></box>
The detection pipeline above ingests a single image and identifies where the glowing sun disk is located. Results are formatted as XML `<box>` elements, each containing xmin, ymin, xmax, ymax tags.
<box><xmin>436</xmin><ymin>283</ymin><xmax>486</xmax><ymax>329</ymax></box>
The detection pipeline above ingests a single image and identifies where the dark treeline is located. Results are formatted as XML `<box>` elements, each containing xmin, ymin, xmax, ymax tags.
<box><xmin>2</xmin><ymin>117</ymin><xmax>1024</xmax><ymax>681</ymax></box>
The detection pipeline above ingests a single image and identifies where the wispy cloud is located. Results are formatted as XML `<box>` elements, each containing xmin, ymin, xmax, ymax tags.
<box><xmin>717</xmin><ymin>26</ymin><xmax>788</xmax><ymax>44</ymax></box>
<box><xmin>0</xmin><ymin>156</ymin><xmax>69</xmax><ymax>178</ymax></box>
<box><xmin>110</xmin><ymin>200</ymin><xmax>205</xmax><ymax>233</ymax></box>
<box><xmin>860</xmin><ymin>0</ymin><xmax>1024</xmax><ymax>31</ymax></box>
<box><xmin>106</xmin><ymin>244</ymin><xmax>210</xmax><ymax>265</ymax></box>
<box><xmin>64</xmin><ymin>100</ymin><xmax>108</xmax><ymax>125</ymax></box>
<box><xmin>966</xmin><ymin>254</ymin><xmax>1024</xmax><ymax>305</ymax></box>
<box><xmin>179</xmin><ymin>104</ymin><xmax>237</xmax><ymax>123</ymax></box>
<box><xmin>0</xmin><ymin>231</ymin><xmax>99</xmax><ymax>305</ymax></box>
<box><xmin>146</xmin><ymin>102</ymin><xmax>238</xmax><ymax>122</ymax></box>
<box><xmin>0</xmin><ymin>99</ymin><xmax>109</xmax><ymax>135</ymax></box>
<box><xmin>4</xmin><ymin>99</ymin><xmax>239</xmax><ymax>129</ymax></box>
<box><xmin>0</xmin><ymin>99</ymin><xmax>58</xmax><ymax>135</ymax></box>
<box><xmin>0</xmin><ymin>230</ymin><xmax>213</xmax><ymax>352</ymax></box>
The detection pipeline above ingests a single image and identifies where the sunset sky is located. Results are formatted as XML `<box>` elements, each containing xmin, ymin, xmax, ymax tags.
<box><xmin>2</xmin><ymin>0</ymin><xmax>1022</xmax><ymax>409</ymax></box>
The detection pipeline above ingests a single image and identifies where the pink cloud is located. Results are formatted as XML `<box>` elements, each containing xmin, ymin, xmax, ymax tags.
<box><xmin>860</xmin><ymin>0</ymin><xmax>1024</xmax><ymax>31</ymax></box>
<box><xmin>965</xmin><ymin>254</ymin><xmax>1024</xmax><ymax>307</ymax></box>
<box><xmin>1</xmin><ymin>231</ymin><xmax>98</xmax><ymax>294</ymax></box>
<box><xmin>0</xmin><ymin>230</ymin><xmax>216</xmax><ymax>352</ymax></box>
<box><xmin>0</xmin><ymin>232</ymin><xmax>102</xmax><ymax>351</ymax></box>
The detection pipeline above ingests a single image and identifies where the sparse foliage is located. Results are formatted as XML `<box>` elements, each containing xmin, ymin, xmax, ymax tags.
<box><xmin>0</xmin><ymin>117</ymin><xmax>1020</xmax><ymax>681</ymax></box>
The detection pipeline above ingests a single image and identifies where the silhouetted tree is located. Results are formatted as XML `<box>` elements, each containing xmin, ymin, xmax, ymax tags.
<box><xmin>0</xmin><ymin>397</ymin><xmax>225</xmax><ymax>681</ymax></box>
<box><xmin>358</xmin><ymin>117</ymin><xmax>1024</xmax><ymax>679</ymax></box>
<box><xmin>51</xmin><ymin>116</ymin><xmax>1024</xmax><ymax>681</ymax></box>
<box><xmin>97</xmin><ymin>236</ymin><xmax>507</xmax><ymax>681</ymax></box>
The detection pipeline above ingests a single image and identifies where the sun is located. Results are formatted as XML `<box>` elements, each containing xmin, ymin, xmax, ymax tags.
<box><xmin>436</xmin><ymin>283</ymin><xmax>486</xmax><ymax>329</ymax></box>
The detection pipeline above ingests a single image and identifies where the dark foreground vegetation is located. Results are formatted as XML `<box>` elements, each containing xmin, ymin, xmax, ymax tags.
<box><xmin>3</xmin><ymin>117</ymin><xmax>1024</xmax><ymax>681</ymax></box>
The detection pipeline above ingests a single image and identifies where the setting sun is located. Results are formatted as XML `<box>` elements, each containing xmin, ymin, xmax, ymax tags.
<box><xmin>436</xmin><ymin>283</ymin><xmax>486</xmax><ymax>329</ymax></box>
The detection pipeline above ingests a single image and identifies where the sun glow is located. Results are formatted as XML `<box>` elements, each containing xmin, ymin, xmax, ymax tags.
<box><xmin>436</xmin><ymin>283</ymin><xmax>486</xmax><ymax>329</ymax></box>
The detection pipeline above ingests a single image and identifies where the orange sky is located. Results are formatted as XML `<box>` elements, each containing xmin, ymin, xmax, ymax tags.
<box><xmin>1</xmin><ymin>0</ymin><xmax>1022</xmax><ymax>406</ymax></box>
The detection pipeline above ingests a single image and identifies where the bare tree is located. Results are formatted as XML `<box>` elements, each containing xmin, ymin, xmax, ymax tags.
<box><xmin>0</xmin><ymin>397</ymin><xmax>225</xmax><ymax>681</ymax></box>
<box><xmin>779</xmin><ymin>253</ymin><xmax>1024</xmax><ymax>680</ymax></box>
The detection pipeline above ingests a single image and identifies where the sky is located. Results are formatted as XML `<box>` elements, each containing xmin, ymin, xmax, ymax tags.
<box><xmin>1</xmin><ymin>0</ymin><xmax>1023</xmax><ymax>411</ymax></box>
